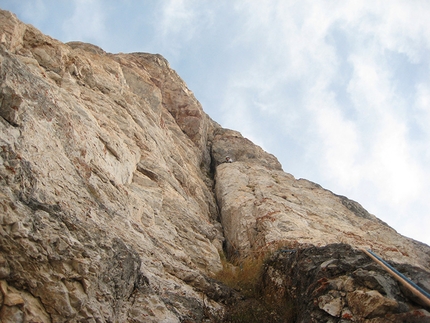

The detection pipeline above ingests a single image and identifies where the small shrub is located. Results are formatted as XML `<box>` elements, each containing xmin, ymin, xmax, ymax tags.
<box><xmin>214</xmin><ymin>251</ymin><xmax>265</xmax><ymax>298</ymax></box>
<box><xmin>214</xmin><ymin>250</ymin><xmax>295</xmax><ymax>322</ymax></box>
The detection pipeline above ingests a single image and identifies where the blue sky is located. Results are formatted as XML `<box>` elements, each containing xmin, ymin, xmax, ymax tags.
<box><xmin>2</xmin><ymin>0</ymin><xmax>430</xmax><ymax>246</ymax></box>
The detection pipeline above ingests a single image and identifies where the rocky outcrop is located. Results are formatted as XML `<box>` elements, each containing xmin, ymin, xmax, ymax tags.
<box><xmin>214</xmin><ymin>159</ymin><xmax>430</xmax><ymax>269</ymax></box>
<box><xmin>0</xmin><ymin>8</ymin><xmax>429</xmax><ymax>322</ymax></box>
<box><xmin>263</xmin><ymin>244</ymin><xmax>430</xmax><ymax>322</ymax></box>
<box><xmin>0</xmin><ymin>9</ymin><xmax>225</xmax><ymax>322</ymax></box>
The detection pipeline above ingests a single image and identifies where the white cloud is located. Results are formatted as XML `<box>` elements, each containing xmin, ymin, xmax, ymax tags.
<box><xmin>367</xmin><ymin>115</ymin><xmax>424</xmax><ymax>205</ymax></box>
<box><xmin>371</xmin><ymin>1</ymin><xmax>430</xmax><ymax>64</ymax></box>
<box><xmin>307</xmin><ymin>93</ymin><xmax>361</xmax><ymax>187</ymax></box>
<box><xmin>16</xmin><ymin>0</ymin><xmax>48</xmax><ymax>24</ymax></box>
<box><xmin>159</xmin><ymin>0</ymin><xmax>196</xmax><ymax>37</ymax></box>
<box><xmin>155</xmin><ymin>0</ymin><xmax>215</xmax><ymax>58</ymax></box>
<box><xmin>62</xmin><ymin>0</ymin><xmax>107</xmax><ymax>44</ymax></box>
<box><xmin>415</xmin><ymin>83</ymin><xmax>430</xmax><ymax>142</ymax></box>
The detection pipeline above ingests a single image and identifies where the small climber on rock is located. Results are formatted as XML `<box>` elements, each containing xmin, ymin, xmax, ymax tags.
<box><xmin>225</xmin><ymin>156</ymin><xmax>233</xmax><ymax>163</ymax></box>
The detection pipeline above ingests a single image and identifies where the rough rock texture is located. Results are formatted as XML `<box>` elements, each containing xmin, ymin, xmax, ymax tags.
<box><xmin>0</xmin><ymin>9</ymin><xmax>429</xmax><ymax>322</ymax></box>
<box><xmin>263</xmin><ymin>244</ymin><xmax>430</xmax><ymax>322</ymax></box>
<box><xmin>0</xmin><ymin>9</ymin><xmax>225</xmax><ymax>322</ymax></box>
<box><xmin>214</xmin><ymin>160</ymin><xmax>430</xmax><ymax>268</ymax></box>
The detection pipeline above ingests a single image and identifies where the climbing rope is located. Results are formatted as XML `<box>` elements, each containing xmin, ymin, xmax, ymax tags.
<box><xmin>361</xmin><ymin>248</ymin><xmax>430</xmax><ymax>308</ymax></box>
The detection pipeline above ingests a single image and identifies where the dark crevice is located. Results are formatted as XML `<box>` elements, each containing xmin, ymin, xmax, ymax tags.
<box><xmin>97</xmin><ymin>136</ymin><xmax>121</xmax><ymax>161</ymax></box>
<box><xmin>0</xmin><ymin>115</ymin><xmax>19</xmax><ymax>127</ymax></box>
<box><xmin>136</xmin><ymin>163</ymin><xmax>159</xmax><ymax>182</ymax></box>
<box><xmin>207</xmin><ymin>141</ymin><xmax>232</xmax><ymax>261</ymax></box>
<box><xmin>23</xmin><ymin>197</ymin><xmax>62</xmax><ymax>214</ymax></box>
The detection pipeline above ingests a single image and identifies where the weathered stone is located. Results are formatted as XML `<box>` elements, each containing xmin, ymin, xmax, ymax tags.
<box><xmin>0</xmin><ymin>8</ymin><xmax>224</xmax><ymax>322</ymax></box>
<box><xmin>214</xmin><ymin>160</ymin><xmax>430</xmax><ymax>269</ymax></box>
<box><xmin>3</xmin><ymin>291</ymin><xmax>24</xmax><ymax>306</ymax></box>
<box><xmin>0</xmin><ymin>305</ymin><xmax>24</xmax><ymax>323</ymax></box>
<box><xmin>211</xmin><ymin>127</ymin><xmax>282</xmax><ymax>170</ymax></box>
<box><xmin>366</xmin><ymin>309</ymin><xmax>430</xmax><ymax>323</ymax></box>
<box><xmin>0</xmin><ymin>254</ymin><xmax>10</xmax><ymax>279</ymax></box>
<box><xmin>348</xmin><ymin>290</ymin><xmax>399</xmax><ymax>318</ymax></box>
<box><xmin>207</xmin><ymin>56</ymin><xmax>430</xmax><ymax>321</ymax></box>
<box><xmin>318</xmin><ymin>293</ymin><xmax>343</xmax><ymax>317</ymax></box>
<box><xmin>262</xmin><ymin>244</ymin><xmax>430</xmax><ymax>322</ymax></box>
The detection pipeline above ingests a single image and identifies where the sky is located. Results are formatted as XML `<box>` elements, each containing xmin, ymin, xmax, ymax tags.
<box><xmin>1</xmin><ymin>1</ymin><xmax>430</xmax><ymax>246</ymax></box>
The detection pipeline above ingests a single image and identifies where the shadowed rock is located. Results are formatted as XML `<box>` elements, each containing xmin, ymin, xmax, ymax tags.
<box><xmin>263</xmin><ymin>244</ymin><xmax>430</xmax><ymax>322</ymax></box>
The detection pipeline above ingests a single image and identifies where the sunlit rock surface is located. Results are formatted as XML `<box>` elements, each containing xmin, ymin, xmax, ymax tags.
<box><xmin>214</xmin><ymin>160</ymin><xmax>430</xmax><ymax>268</ymax></box>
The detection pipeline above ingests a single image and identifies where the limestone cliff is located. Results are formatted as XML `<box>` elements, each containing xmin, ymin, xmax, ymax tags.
<box><xmin>0</xmin><ymin>9</ymin><xmax>429</xmax><ymax>322</ymax></box>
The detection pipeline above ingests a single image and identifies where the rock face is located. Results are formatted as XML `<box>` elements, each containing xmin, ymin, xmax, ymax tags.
<box><xmin>214</xmin><ymin>160</ymin><xmax>430</xmax><ymax>267</ymax></box>
<box><xmin>263</xmin><ymin>244</ymin><xmax>430</xmax><ymax>323</ymax></box>
<box><xmin>0</xmin><ymin>9</ymin><xmax>429</xmax><ymax>322</ymax></box>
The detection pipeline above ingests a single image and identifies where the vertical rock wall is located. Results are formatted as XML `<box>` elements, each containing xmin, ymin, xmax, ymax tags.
<box><xmin>0</xmin><ymin>9</ymin><xmax>227</xmax><ymax>322</ymax></box>
<box><xmin>213</xmin><ymin>145</ymin><xmax>430</xmax><ymax>270</ymax></box>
